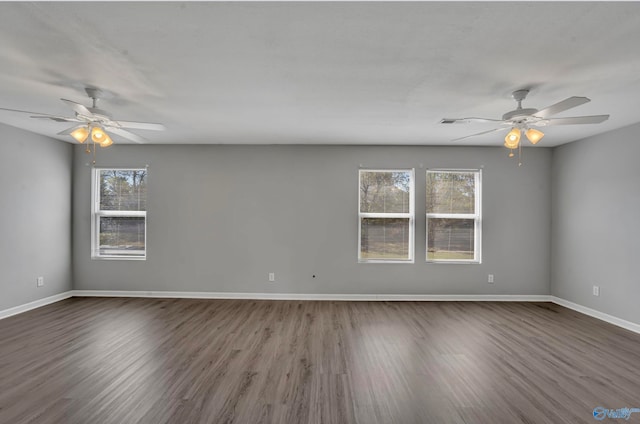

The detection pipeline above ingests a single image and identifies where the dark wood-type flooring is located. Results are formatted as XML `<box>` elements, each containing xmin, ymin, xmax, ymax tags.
<box><xmin>1</xmin><ymin>298</ymin><xmax>639</xmax><ymax>424</ymax></box>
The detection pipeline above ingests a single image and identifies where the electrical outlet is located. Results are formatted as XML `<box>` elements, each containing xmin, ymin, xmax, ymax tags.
<box><xmin>488</xmin><ymin>274</ymin><xmax>494</xmax><ymax>284</ymax></box>
<box><xmin>593</xmin><ymin>286</ymin><xmax>600</xmax><ymax>296</ymax></box>
<box><xmin>36</xmin><ymin>277</ymin><xmax>44</xmax><ymax>287</ymax></box>
<box><xmin>268</xmin><ymin>273</ymin><xmax>275</xmax><ymax>282</ymax></box>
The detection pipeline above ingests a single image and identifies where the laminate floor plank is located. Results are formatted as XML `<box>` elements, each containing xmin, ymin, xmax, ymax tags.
<box><xmin>1</xmin><ymin>298</ymin><xmax>639</xmax><ymax>424</ymax></box>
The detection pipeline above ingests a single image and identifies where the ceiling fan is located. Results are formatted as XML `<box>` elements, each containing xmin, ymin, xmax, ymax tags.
<box><xmin>440</xmin><ymin>89</ymin><xmax>609</xmax><ymax>155</ymax></box>
<box><xmin>0</xmin><ymin>87</ymin><xmax>165</xmax><ymax>148</ymax></box>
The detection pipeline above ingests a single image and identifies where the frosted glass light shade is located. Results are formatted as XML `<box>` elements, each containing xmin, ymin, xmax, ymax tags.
<box><xmin>91</xmin><ymin>127</ymin><xmax>107</xmax><ymax>143</ymax></box>
<box><xmin>525</xmin><ymin>128</ymin><xmax>544</xmax><ymax>144</ymax></box>
<box><xmin>504</xmin><ymin>128</ymin><xmax>521</xmax><ymax>149</ymax></box>
<box><xmin>99</xmin><ymin>134</ymin><xmax>113</xmax><ymax>148</ymax></box>
<box><xmin>70</xmin><ymin>127</ymin><xmax>89</xmax><ymax>143</ymax></box>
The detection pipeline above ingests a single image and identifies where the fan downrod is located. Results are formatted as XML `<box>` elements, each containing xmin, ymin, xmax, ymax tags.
<box><xmin>503</xmin><ymin>89</ymin><xmax>538</xmax><ymax>121</ymax></box>
<box><xmin>85</xmin><ymin>87</ymin><xmax>103</xmax><ymax>108</ymax></box>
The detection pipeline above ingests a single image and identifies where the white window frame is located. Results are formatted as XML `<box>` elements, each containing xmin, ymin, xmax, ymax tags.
<box><xmin>91</xmin><ymin>167</ymin><xmax>147</xmax><ymax>260</ymax></box>
<box><xmin>426</xmin><ymin>169</ymin><xmax>482</xmax><ymax>264</ymax></box>
<box><xmin>358</xmin><ymin>168</ymin><xmax>415</xmax><ymax>264</ymax></box>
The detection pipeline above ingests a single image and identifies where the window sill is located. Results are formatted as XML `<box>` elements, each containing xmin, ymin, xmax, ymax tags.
<box><xmin>358</xmin><ymin>259</ymin><xmax>415</xmax><ymax>264</ymax></box>
<box><xmin>426</xmin><ymin>260</ymin><xmax>481</xmax><ymax>265</ymax></box>
<box><xmin>91</xmin><ymin>256</ymin><xmax>147</xmax><ymax>261</ymax></box>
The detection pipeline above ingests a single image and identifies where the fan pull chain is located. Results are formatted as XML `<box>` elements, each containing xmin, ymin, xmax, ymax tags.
<box><xmin>85</xmin><ymin>139</ymin><xmax>97</xmax><ymax>165</ymax></box>
<box><xmin>518</xmin><ymin>141</ymin><xmax>522</xmax><ymax>166</ymax></box>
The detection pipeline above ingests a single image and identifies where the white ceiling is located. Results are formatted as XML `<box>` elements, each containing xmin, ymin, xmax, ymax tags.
<box><xmin>1</xmin><ymin>1</ymin><xmax>640</xmax><ymax>147</ymax></box>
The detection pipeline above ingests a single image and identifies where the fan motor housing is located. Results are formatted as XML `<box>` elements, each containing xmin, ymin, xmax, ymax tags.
<box><xmin>502</xmin><ymin>108</ymin><xmax>539</xmax><ymax>121</ymax></box>
<box><xmin>86</xmin><ymin>107</ymin><xmax>113</xmax><ymax>120</ymax></box>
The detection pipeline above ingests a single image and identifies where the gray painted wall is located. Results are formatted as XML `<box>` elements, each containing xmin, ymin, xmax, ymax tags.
<box><xmin>0</xmin><ymin>123</ymin><xmax>73</xmax><ymax>310</ymax></box>
<box><xmin>73</xmin><ymin>144</ymin><xmax>551</xmax><ymax>295</ymax></box>
<box><xmin>551</xmin><ymin>123</ymin><xmax>640</xmax><ymax>324</ymax></box>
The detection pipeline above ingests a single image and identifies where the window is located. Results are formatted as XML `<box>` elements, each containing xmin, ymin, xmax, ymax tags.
<box><xmin>92</xmin><ymin>168</ymin><xmax>147</xmax><ymax>259</ymax></box>
<box><xmin>426</xmin><ymin>170</ymin><xmax>481</xmax><ymax>263</ymax></box>
<box><xmin>359</xmin><ymin>169</ymin><xmax>414</xmax><ymax>262</ymax></box>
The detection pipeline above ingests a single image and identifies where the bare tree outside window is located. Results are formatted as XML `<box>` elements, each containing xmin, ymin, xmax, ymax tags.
<box><xmin>92</xmin><ymin>169</ymin><xmax>147</xmax><ymax>259</ymax></box>
<box><xmin>426</xmin><ymin>170</ymin><xmax>481</xmax><ymax>262</ymax></box>
<box><xmin>359</xmin><ymin>170</ymin><xmax>414</xmax><ymax>262</ymax></box>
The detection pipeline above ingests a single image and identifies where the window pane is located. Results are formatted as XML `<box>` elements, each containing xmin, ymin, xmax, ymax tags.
<box><xmin>360</xmin><ymin>171</ymin><xmax>411</xmax><ymax>213</ymax></box>
<box><xmin>100</xmin><ymin>170</ymin><xmax>147</xmax><ymax>211</ymax></box>
<box><xmin>426</xmin><ymin>171</ymin><xmax>475</xmax><ymax>214</ymax></box>
<box><xmin>427</xmin><ymin>218</ymin><xmax>474</xmax><ymax>261</ymax></box>
<box><xmin>99</xmin><ymin>217</ymin><xmax>145</xmax><ymax>256</ymax></box>
<box><xmin>360</xmin><ymin>218</ymin><xmax>410</xmax><ymax>260</ymax></box>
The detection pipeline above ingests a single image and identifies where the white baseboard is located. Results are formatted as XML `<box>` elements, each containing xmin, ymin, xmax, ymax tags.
<box><xmin>67</xmin><ymin>291</ymin><xmax>640</xmax><ymax>334</ymax></box>
<box><xmin>551</xmin><ymin>296</ymin><xmax>640</xmax><ymax>335</ymax></box>
<box><xmin>71</xmin><ymin>290</ymin><xmax>552</xmax><ymax>302</ymax></box>
<box><xmin>0</xmin><ymin>291</ymin><xmax>73</xmax><ymax>320</ymax></box>
<box><xmin>377</xmin><ymin>294</ymin><xmax>551</xmax><ymax>302</ymax></box>
<box><xmin>3</xmin><ymin>291</ymin><xmax>638</xmax><ymax>335</ymax></box>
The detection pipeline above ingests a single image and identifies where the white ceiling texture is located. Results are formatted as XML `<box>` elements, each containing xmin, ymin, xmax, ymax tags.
<box><xmin>1</xmin><ymin>1</ymin><xmax>640</xmax><ymax>147</ymax></box>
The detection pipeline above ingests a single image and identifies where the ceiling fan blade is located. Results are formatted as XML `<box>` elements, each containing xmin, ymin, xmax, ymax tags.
<box><xmin>115</xmin><ymin>120</ymin><xmax>166</xmax><ymax>131</ymax></box>
<box><xmin>441</xmin><ymin>117</ymin><xmax>503</xmax><ymax>124</ymax></box>
<box><xmin>0</xmin><ymin>106</ymin><xmax>84</xmax><ymax>123</ymax></box>
<box><xmin>0</xmin><ymin>106</ymin><xmax>51</xmax><ymax>115</ymax></box>
<box><xmin>60</xmin><ymin>98</ymin><xmax>93</xmax><ymax>117</ymax></box>
<box><xmin>451</xmin><ymin>126</ymin><xmax>509</xmax><ymax>142</ymax></box>
<box><xmin>535</xmin><ymin>96</ymin><xmax>590</xmax><ymax>118</ymax></box>
<box><xmin>540</xmin><ymin>115</ymin><xmax>610</xmax><ymax>126</ymax></box>
<box><xmin>57</xmin><ymin>125</ymin><xmax>86</xmax><ymax>136</ymax></box>
<box><xmin>107</xmin><ymin>127</ymin><xmax>146</xmax><ymax>144</ymax></box>
<box><xmin>31</xmin><ymin>115</ymin><xmax>83</xmax><ymax>123</ymax></box>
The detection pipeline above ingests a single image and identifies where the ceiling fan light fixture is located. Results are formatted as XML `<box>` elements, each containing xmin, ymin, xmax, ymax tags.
<box><xmin>504</xmin><ymin>127</ymin><xmax>521</xmax><ymax>149</ymax></box>
<box><xmin>91</xmin><ymin>126</ymin><xmax>106</xmax><ymax>143</ymax></box>
<box><xmin>99</xmin><ymin>134</ymin><xmax>113</xmax><ymax>148</ymax></box>
<box><xmin>441</xmin><ymin>91</ymin><xmax>609</xmax><ymax>165</ymax></box>
<box><xmin>70</xmin><ymin>126</ymin><xmax>89</xmax><ymax>143</ymax></box>
<box><xmin>525</xmin><ymin>128</ymin><xmax>544</xmax><ymax>144</ymax></box>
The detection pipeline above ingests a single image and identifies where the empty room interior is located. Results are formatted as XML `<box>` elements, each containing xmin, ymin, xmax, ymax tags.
<box><xmin>1</xmin><ymin>2</ymin><xmax>640</xmax><ymax>423</ymax></box>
